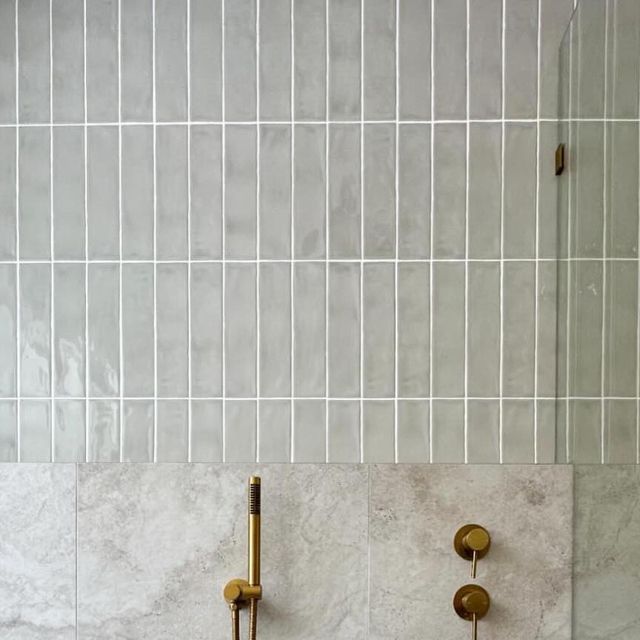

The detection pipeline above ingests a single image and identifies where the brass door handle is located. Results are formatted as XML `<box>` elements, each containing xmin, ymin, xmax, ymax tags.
<box><xmin>453</xmin><ymin>584</ymin><xmax>490</xmax><ymax>640</ymax></box>
<box><xmin>454</xmin><ymin>524</ymin><xmax>491</xmax><ymax>578</ymax></box>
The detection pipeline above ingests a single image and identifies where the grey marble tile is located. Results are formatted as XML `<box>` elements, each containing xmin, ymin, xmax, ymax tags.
<box><xmin>122</xmin><ymin>400</ymin><xmax>154</xmax><ymax>463</ymax></box>
<box><xmin>0</xmin><ymin>1</ymin><xmax>15</xmax><ymax>123</ymax></box>
<box><xmin>363</xmin><ymin>400</ymin><xmax>394</xmax><ymax>463</ymax></box>
<box><xmin>190</xmin><ymin>0</ymin><xmax>222</xmax><ymax>121</ymax></box>
<box><xmin>122</xmin><ymin>126</ymin><xmax>154</xmax><ymax>260</ymax></box>
<box><xmin>398</xmin><ymin>0</ymin><xmax>430</xmax><ymax>120</ymax></box>
<box><xmin>258</xmin><ymin>399</ymin><xmax>291</xmax><ymax>463</ymax></box>
<box><xmin>0</xmin><ymin>401</ymin><xmax>17</xmax><ymax>461</ymax></box>
<box><xmin>574</xmin><ymin>466</ymin><xmax>640</xmax><ymax>639</ymax></box>
<box><xmin>225</xmin><ymin>400</ymin><xmax>256</xmax><ymax>463</ymax></box>
<box><xmin>0</xmin><ymin>264</ymin><xmax>16</xmax><ymax>397</ymax></box>
<box><xmin>259</xmin><ymin>125</ymin><xmax>291</xmax><ymax>258</ymax></box>
<box><xmin>293</xmin><ymin>399</ymin><xmax>326</xmax><ymax>463</ymax></box>
<box><xmin>77</xmin><ymin>464</ymin><xmax>368</xmax><ymax>640</ymax></box>
<box><xmin>54</xmin><ymin>399</ymin><xmax>86</xmax><ymax>462</ymax></box>
<box><xmin>0</xmin><ymin>129</ymin><xmax>16</xmax><ymax>259</ymax></box>
<box><xmin>431</xmin><ymin>400</ymin><xmax>464</xmax><ymax>463</ymax></box>
<box><xmin>294</xmin><ymin>124</ymin><xmax>326</xmax><ymax>259</ymax></box>
<box><xmin>329</xmin><ymin>125</ymin><xmax>360</xmax><ymax>259</ymax></box>
<box><xmin>329</xmin><ymin>0</ymin><xmax>361</xmax><ymax>120</ymax></box>
<box><xmin>0</xmin><ymin>464</ymin><xmax>75</xmax><ymax>638</ymax></box>
<box><xmin>157</xmin><ymin>399</ymin><xmax>188</xmax><ymax>462</ymax></box>
<box><xmin>156</xmin><ymin>126</ymin><xmax>188</xmax><ymax>260</ymax></box>
<box><xmin>260</xmin><ymin>0</ymin><xmax>291</xmax><ymax>121</ymax></box>
<box><xmin>18</xmin><ymin>0</ymin><xmax>50</xmax><ymax>123</ymax></box>
<box><xmin>20</xmin><ymin>400</ymin><xmax>52</xmax><ymax>462</ymax></box>
<box><xmin>86</xmin><ymin>0</ymin><xmax>118</xmax><ymax>122</ymax></box>
<box><xmin>121</xmin><ymin>0</ymin><xmax>153</xmax><ymax>121</ymax></box>
<box><xmin>52</xmin><ymin>0</ymin><xmax>84</xmax><ymax>122</ymax></box>
<box><xmin>87</xmin><ymin>127</ymin><xmax>118</xmax><ymax>260</ymax></box>
<box><xmin>259</xmin><ymin>263</ymin><xmax>291</xmax><ymax>397</ymax></box>
<box><xmin>225</xmin><ymin>0</ymin><xmax>256</xmax><ymax>121</ymax></box>
<box><xmin>191</xmin><ymin>400</ymin><xmax>223</xmax><ymax>463</ymax></box>
<box><xmin>88</xmin><ymin>264</ymin><xmax>120</xmax><ymax>397</ymax></box>
<box><xmin>88</xmin><ymin>399</ymin><xmax>119</xmax><ymax>462</ymax></box>
<box><xmin>328</xmin><ymin>400</ymin><xmax>360</xmax><ymax>463</ymax></box>
<box><xmin>294</xmin><ymin>0</ymin><xmax>326</xmax><ymax>120</ymax></box>
<box><xmin>156</xmin><ymin>0</ymin><xmax>188</xmax><ymax>121</ymax></box>
<box><xmin>370</xmin><ymin>465</ymin><xmax>573</xmax><ymax>640</ymax></box>
<box><xmin>397</xmin><ymin>400</ymin><xmax>429</xmax><ymax>463</ymax></box>
<box><xmin>54</xmin><ymin>264</ymin><xmax>85</xmax><ymax>397</ymax></box>
<box><xmin>53</xmin><ymin>127</ymin><xmax>85</xmax><ymax>259</ymax></box>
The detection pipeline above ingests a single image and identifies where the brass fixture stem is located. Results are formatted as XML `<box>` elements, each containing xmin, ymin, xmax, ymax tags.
<box><xmin>248</xmin><ymin>598</ymin><xmax>258</xmax><ymax>640</ymax></box>
<box><xmin>230</xmin><ymin>603</ymin><xmax>240</xmax><ymax>640</ymax></box>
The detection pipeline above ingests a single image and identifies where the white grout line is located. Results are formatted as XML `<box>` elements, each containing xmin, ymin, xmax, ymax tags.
<box><xmin>255</xmin><ymin>0</ymin><xmax>260</xmax><ymax>463</ymax></box>
<box><xmin>394</xmin><ymin>0</ymin><xmax>399</xmax><ymax>464</ymax></box>
<box><xmin>152</xmin><ymin>0</ymin><xmax>158</xmax><ymax>462</ymax></box>
<box><xmin>117</xmin><ymin>0</ymin><xmax>123</xmax><ymax>462</ymax></box>
<box><xmin>83</xmin><ymin>0</ymin><xmax>89</xmax><ymax>464</ymax></box>
<box><xmin>14</xmin><ymin>0</ymin><xmax>20</xmax><ymax>461</ymax></box>
<box><xmin>324</xmin><ymin>0</ymin><xmax>330</xmax><ymax>464</ymax></box>
<box><xmin>463</xmin><ymin>0</ymin><xmax>470</xmax><ymax>464</ymax></box>
<box><xmin>186</xmin><ymin>0</ymin><xmax>192</xmax><ymax>462</ymax></box>
<box><xmin>428</xmin><ymin>0</ymin><xmax>434</xmax><ymax>463</ymax></box>
<box><xmin>221</xmin><ymin>0</ymin><xmax>226</xmax><ymax>463</ymax></box>
<box><xmin>637</xmin><ymin>35</ymin><xmax>640</xmax><ymax>465</ymax></box>
<box><xmin>49</xmin><ymin>0</ymin><xmax>55</xmax><ymax>461</ymax></box>
<box><xmin>289</xmin><ymin>0</ymin><xmax>295</xmax><ymax>463</ymax></box>
<box><xmin>533</xmin><ymin>0</ymin><xmax>541</xmax><ymax>463</ymax></box>
<box><xmin>359</xmin><ymin>0</ymin><xmax>364</xmax><ymax>464</ymax></box>
<box><xmin>499</xmin><ymin>0</ymin><xmax>506</xmax><ymax>463</ymax></box>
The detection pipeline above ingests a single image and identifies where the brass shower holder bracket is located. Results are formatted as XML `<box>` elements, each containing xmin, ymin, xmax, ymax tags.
<box><xmin>223</xmin><ymin>578</ymin><xmax>262</xmax><ymax>608</ymax></box>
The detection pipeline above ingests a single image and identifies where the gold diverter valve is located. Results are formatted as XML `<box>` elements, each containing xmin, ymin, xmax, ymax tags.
<box><xmin>223</xmin><ymin>476</ymin><xmax>262</xmax><ymax>640</ymax></box>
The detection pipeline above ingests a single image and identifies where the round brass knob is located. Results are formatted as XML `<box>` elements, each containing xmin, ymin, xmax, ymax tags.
<box><xmin>464</xmin><ymin>527</ymin><xmax>490</xmax><ymax>553</ymax></box>
<box><xmin>453</xmin><ymin>584</ymin><xmax>491</xmax><ymax>621</ymax></box>
<box><xmin>454</xmin><ymin>524</ymin><xmax>491</xmax><ymax>561</ymax></box>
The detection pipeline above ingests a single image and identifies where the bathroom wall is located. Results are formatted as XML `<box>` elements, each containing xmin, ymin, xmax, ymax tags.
<box><xmin>557</xmin><ymin>0</ymin><xmax>640</xmax><ymax>463</ymax></box>
<box><xmin>0</xmin><ymin>0</ymin><xmax>575</xmax><ymax>464</ymax></box>
<box><xmin>0</xmin><ymin>463</ymin><xmax>573</xmax><ymax>639</ymax></box>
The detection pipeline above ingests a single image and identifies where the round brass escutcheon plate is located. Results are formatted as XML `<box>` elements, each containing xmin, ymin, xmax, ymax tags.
<box><xmin>453</xmin><ymin>584</ymin><xmax>491</xmax><ymax>621</ymax></box>
<box><xmin>454</xmin><ymin>524</ymin><xmax>491</xmax><ymax>561</ymax></box>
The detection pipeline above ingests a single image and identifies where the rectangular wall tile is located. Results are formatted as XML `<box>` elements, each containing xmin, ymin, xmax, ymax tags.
<box><xmin>88</xmin><ymin>265</ymin><xmax>119</xmax><ymax>397</ymax></box>
<box><xmin>469</xmin><ymin>0</ymin><xmax>502</xmax><ymax>119</ymax></box>
<box><xmin>225</xmin><ymin>125</ymin><xmax>256</xmax><ymax>259</ymax></box>
<box><xmin>191</xmin><ymin>400</ymin><xmax>223</xmax><ymax>462</ymax></box>
<box><xmin>54</xmin><ymin>399</ymin><xmax>85</xmax><ymax>462</ymax></box>
<box><xmin>363</xmin><ymin>400</ymin><xmax>394</xmax><ymax>463</ymax></box>
<box><xmin>53</xmin><ymin>127</ymin><xmax>85</xmax><ymax>259</ymax></box>
<box><xmin>398</xmin><ymin>0</ymin><xmax>430</xmax><ymax>120</ymax></box>
<box><xmin>190</xmin><ymin>0</ymin><xmax>222</xmax><ymax>121</ymax></box>
<box><xmin>294</xmin><ymin>399</ymin><xmax>326</xmax><ymax>462</ymax></box>
<box><xmin>54</xmin><ymin>264</ymin><xmax>85</xmax><ymax>397</ymax></box>
<box><xmin>0</xmin><ymin>401</ymin><xmax>17</xmax><ymax>461</ymax></box>
<box><xmin>468</xmin><ymin>262</ymin><xmax>500</xmax><ymax>397</ymax></box>
<box><xmin>294</xmin><ymin>263</ymin><xmax>325</xmax><ymax>397</ymax></box>
<box><xmin>155</xmin><ymin>0</ymin><xmax>187</xmax><ymax>121</ymax></box>
<box><xmin>397</xmin><ymin>400</ymin><xmax>429</xmax><ymax>463</ymax></box>
<box><xmin>20</xmin><ymin>400</ymin><xmax>51</xmax><ymax>462</ymax></box>
<box><xmin>225</xmin><ymin>400</ymin><xmax>256</xmax><ymax>462</ymax></box>
<box><xmin>431</xmin><ymin>400</ymin><xmax>464</xmax><ymax>463</ymax></box>
<box><xmin>19</xmin><ymin>128</ymin><xmax>50</xmax><ymax>259</ymax></box>
<box><xmin>432</xmin><ymin>263</ymin><xmax>464</xmax><ymax>398</ymax></box>
<box><xmin>328</xmin><ymin>400</ymin><xmax>360</xmax><ymax>463</ymax></box>
<box><xmin>398</xmin><ymin>124</ymin><xmax>430</xmax><ymax>259</ymax></box>
<box><xmin>467</xmin><ymin>400</ymin><xmax>500</xmax><ymax>463</ymax></box>
<box><xmin>536</xmin><ymin>399</ymin><xmax>556</xmax><ymax>463</ymax></box>
<box><xmin>156</xmin><ymin>264</ymin><xmax>188</xmax><ymax>397</ymax></box>
<box><xmin>122</xmin><ymin>265</ymin><xmax>154</xmax><ymax>397</ymax></box>
<box><xmin>0</xmin><ymin>1</ymin><xmax>15</xmax><ymax>123</ymax></box>
<box><xmin>259</xmin><ymin>399</ymin><xmax>291</xmax><ymax>462</ymax></box>
<box><xmin>398</xmin><ymin>263</ymin><xmax>429</xmax><ymax>397</ymax></box>
<box><xmin>20</xmin><ymin>264</ymin><xmax>50</xmax><ymax>397</ymax></box>
<box><xmin>260</xmin><ymin>125</ymin><xmax>291</xmax><ymax>258</ymax></box>
<box><xmin>503</xmin><ymin>262</ymin><xmax>535</xmax><ymax>397</ymax></box>
<box><xmin>504</xmin><ymin>124</ymin><xmax>536</xmax><ymax>258</ymax></box>
<box><xmin>329</xmin><ymin>263</ymin><xmax>360</xmax><ymax>398</ymax></box>
<box><xmin>121</xmin><ymin>0</ymin><xmax>153</xmax><ymax>121</ymax></box>
<box><xmin>122</xmin><ymin>400</ymin><xmax>154</xmax><ymax>462</ymax></box>
<box><xmin>156</xmin><ymin>400</ymin><xmax>188</xmax><ymax>462</ymax></box>
<box><xmin>259</xmin><ymin>263</ymin><xmax>291</xmax><ymax>397</ymax></box>
<box><xmin>122</xmin><ymin>126</ymin><xmax>154</xmax><ymax>259</ymax></box>
<box><xmin>329</xmin><ymin>125</ymin><xmax>360</xmax><ymax>259</ymax></box>
<box><xmin>294</xmin><ymin>0</ymin><xmax>325</xmax><ymax>120</ymax></box>
<box><xmin>505</xmin><ymin>0</ymin><xmax>538</xmax><ymax>118</ymax></box>
<box><xmin>503</xmin><ymin>399</ymin><xmax>535</xmax><ymax>463</ymax></box>
<box><xmin>363</xmin><ymin>124</ymin><xmax>395</xmax><ymax>258</ymax></box>
<box><xmin>88</xmin><ymin>399</ymin><xmax>119</xmax><ymax>462</ymax></box>
<box><xmin>538</xmin><ymin>123</ymin><xmax>558</xmax><ymax>258</ymax></box>
<box><xmin>569</xmin><ymin>399</ymin><xmax>602</xmax><ymax>463</ymax></box>
<box><xmin>191</xmin><ymin>263</ymin><xmax>222</xmax><ymax>397</ymax></box>
<box><xmin>363</xmin><ymin>263</ymin><xmax>394</xmax><ymax>398</ymax></box>
<box><xmin>604</xmin><ymin>399</ymin><xmax>637</xmax><ymax>464</ymax></box>
<box><xmin>52</xmin><ymin>0</ymin><xmax>83</xmax><ymax>122</ymax></box>
<box><xmin>0</xmin><ymin>129</ymin><xmax>16</xmax><ymax>259</ymax></box>
<box><xmin>433</xmin><ymin>0</ymin><xmax>466</xmax><ymax>119</ymax></box>
<box><xmin>87</xmin><ymin>127</ymin><xmax>118</xmax><ymax>259</ymax></box>
<box><xmin>18</xmin><ymin>0</ymin><xmax>50</xmax><ymax>123</ymax></box>
<box><xmin>260</xmin><ymin>0</ymin><xmax>290</xmax><ymax>121</ymax></box>
<box><xmin>329</xmin><ymin>0</ymin><xmax>360</xmax><ymax>120</ymax></box>
<box><xmin>363</xmin><ymin>0</ymin><xmax>395</xmax><ymax>120</ymax></box>
<box><xmin>468</xmin><ymin>124</ymin><xmax>501</xmax><ymax>259</ymax></box>
<box><xmin>294</xmin><ymin>124</ymin><xmax>325</xmax><ymax>259</ymax></box>
<box><xmin>0</xmin><ymin>265</ymin><xmax>16</xmax><ymax>397</ymax></box>
<box><xmin>537</xmin><ymin>261</ymin><xmax>557</xmax><ymax>398</ymax></box>
<box><xmin>225</xmin><ymin>264</ymin><xmax>257</xmax><ymax>397</ymax></box>
<box><xmin>86</xmin><ymin>0</ymin><xmax>117</xmax><ymax>122</ymax></box>
<box><xmin>433</xmin><ymin>124</ymin><xmax>465</xmax><ymax>259</ymax></box>
<box><xmin>156</xmin><ymin>126</ymin><xmax>188</xmax><ymax>260</ymax></box>
<box><xmin>225</xmin><ymin>0</ymin><xmax>256</xmax><ymax>121</ymax></box>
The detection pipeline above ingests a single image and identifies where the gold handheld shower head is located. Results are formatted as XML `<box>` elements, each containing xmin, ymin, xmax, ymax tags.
<box><xmin>248</xmin><ymin>476</ymin><xmax>261</xmax><ymax>587</ymax></box>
